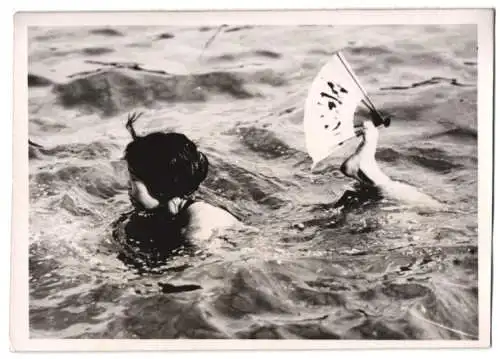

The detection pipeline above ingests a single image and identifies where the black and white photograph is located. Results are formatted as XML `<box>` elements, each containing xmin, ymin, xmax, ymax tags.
<box><xmin>11</xmin><ymin>9</ymin><xmax>493</xmax><ymax>350</ymax></box>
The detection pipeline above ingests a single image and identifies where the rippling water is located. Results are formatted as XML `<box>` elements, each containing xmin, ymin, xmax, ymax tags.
<box><xmin>28</xmin><ymin>25</ymin><xmax>478</xmax><ymax>339</ymax></box>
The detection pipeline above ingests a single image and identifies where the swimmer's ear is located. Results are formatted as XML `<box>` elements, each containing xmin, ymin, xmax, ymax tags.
<box><xmin>125</xmin><ymin>112</ymin><xmax>144</xmax><ymax>140</ymax></box>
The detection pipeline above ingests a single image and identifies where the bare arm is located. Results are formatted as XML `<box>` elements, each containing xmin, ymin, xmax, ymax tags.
<box><xmin>182</xmin><ymin>202</ymin><xmax>241</xmax><ymax>242</ymax></box>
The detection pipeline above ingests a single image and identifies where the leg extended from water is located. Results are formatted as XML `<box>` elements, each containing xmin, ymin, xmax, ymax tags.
<box><xmin>340</xmin><ymin>120</ymin><xmax>391</xmax><ymax>187</ymax></box>
<box><xmin>337</xmin><ymin>120</ymin><xmax>444</xmax><ymax>209</ymax></box>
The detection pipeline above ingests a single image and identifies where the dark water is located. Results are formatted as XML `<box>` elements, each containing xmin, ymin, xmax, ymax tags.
<box><xmin>28</xmin><ymin>25</ymin><xmax>478</xmax><ymax>339</ymax></box>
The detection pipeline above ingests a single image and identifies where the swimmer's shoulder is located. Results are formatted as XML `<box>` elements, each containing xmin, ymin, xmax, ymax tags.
<box><xmin>182</xmin><ymin>201</ymin><xmax>241</xmax><ymax>241</ymax></box>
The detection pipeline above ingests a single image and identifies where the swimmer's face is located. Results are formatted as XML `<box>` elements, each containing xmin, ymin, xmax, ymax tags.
<box><xmin>127</xmin><ymin>171</ymin><xmax>160</xmax><ymax>210</ymax></box>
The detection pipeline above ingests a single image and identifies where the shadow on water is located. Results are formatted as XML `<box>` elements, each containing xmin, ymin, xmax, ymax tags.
<box><xmin>111</xmin><ymin>209</ymin><xmax>199</xmax><ymax>274</ymax></box>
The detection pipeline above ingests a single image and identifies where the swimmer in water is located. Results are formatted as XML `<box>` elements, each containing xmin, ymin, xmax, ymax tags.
<box><xmin>335</xmin><ymin>118</ymin><xmax>443</xmax><ymax>209</ymax></box>
<box><xmin>121</xmin><ymin>112</ymin><xmax>240</xmax><ymax>244</ymax></box>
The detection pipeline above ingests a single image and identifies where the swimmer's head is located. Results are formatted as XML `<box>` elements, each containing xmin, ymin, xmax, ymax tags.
<box><xmin>123</xmin><ymin>113</ymin><xmax>209</xmax><ymax>210</ymax></box>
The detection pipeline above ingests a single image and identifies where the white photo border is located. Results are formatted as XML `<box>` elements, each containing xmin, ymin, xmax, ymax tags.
<box><xmin>11</xmin><ymin>8</ymin><xmax>494</xmax><ymax>351</ymax></box>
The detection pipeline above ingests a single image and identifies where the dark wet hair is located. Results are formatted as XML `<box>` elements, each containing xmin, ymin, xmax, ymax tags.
<box><xmin>123</xmin><ymin>114</ymin><xmax>208</xmax><ymax>203</ymax></box>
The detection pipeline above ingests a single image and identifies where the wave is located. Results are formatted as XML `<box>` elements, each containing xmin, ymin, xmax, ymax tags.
<box><xmin>209</xmin><ymin>49</ymin><xmax>282</xmax><ymax>62</ymax></box>
<box><xmin>307</xmin><ymin>48</ymin><xmax>335</xmax><ymax>56</ymax></box>
<box><xmin>203</xmin><ymin>155</ymin><xmax>289</xmax><ymax>213</ymax></box>
<box><xmin>32</xmin><ymin>164</ymin><xmax>128</xmax><ymax>200</ymax></box>
<box><xmin>80</xmin><ymin>47</ymin><xmax>115</xmax><ymax>56</ymax></box>
<box><xmin>376</xmin><ymin>146</ymin><xmax>466</xmax><ymax>173</ymax></box>
<box><xmin>58</xmin><ymin>193</ymin><xmax>96</xmax><ymax>217</ymax></box>
<box><xmin>348</xmin><ymin>45</ymin><xmax>393</xmax><ymax>57</ymax></box>
<box><xmin>381</xmin><ymin>76</ymin><xmax>473</xmax><ymax>91</ymax></box>
<box><xmin>408</xmin><ymin>151</ymin><xmax>464</xmax><ymax>173</ymax></box>
<box><xmin>224</xmin><ymin>25</ymin><xmax>253</xmax><ymax>33</ymax></box>
<box><xmin>376</xmin><ymin>102</ymin><xmax>434</xmax><ymax>123</ymax></box>
<box><xmin>155</xmin><ymin>32</ymin><xmax>175</xmax><ymax>40</ymax></box>
<box><xmin>33</xmin><ymin>141</ymin><xmax>119</xmax><ymax>161</ymax></box>
<box><xmin>88</xmin><ymin>28</ymin><xmax>124</xmax><ymax>37</ymax></box>
<box><xmin>28</xmin><ymin>73</ymin><xmax>53</xmax><ymax>87</ymax></box>
<box><xmin>428</xmin><ymin>127</ymin><xmax>477</xmax><ymax>141</ymax></box>
<box><xmin>199</xmin><ymin>26</ymin><xmax>214</xmax><ymax>32</ymax></box>
<box><xmin>236</xmin><ymin>126</ymin><xmax>299</xmax><ymax>160</ymax></box>
<box><xmin>243</xmin><ymin>69</ymin><xmax>286</xmax><ymax>86</ymax></box>
<box><xmin>207</xmin><ymin>260</ymin><xmax>477</xmax><ymax>339</ymax></box>
<box><xmin>52</xmin><ymin>67</ymin><xmax>264</xmax><ymax>116</ymax></box>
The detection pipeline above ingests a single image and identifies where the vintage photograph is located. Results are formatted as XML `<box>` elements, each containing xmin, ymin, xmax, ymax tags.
<box><xmin>13</xmin><ymin>9</ymin><xmax>493</xmax><ymax>348</ymax></box>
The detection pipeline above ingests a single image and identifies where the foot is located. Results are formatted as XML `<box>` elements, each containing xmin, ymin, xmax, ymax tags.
<box><xmin>341</xmin><ymin>120</ymin><xmax>390</xmax><ymax>187</ymax></box>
